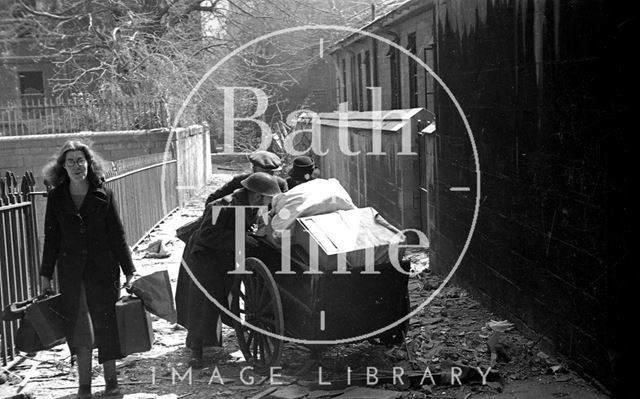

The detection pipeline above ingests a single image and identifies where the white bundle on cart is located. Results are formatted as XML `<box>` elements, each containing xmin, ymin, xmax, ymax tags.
<box><xmin>269</xmin><ymin>178</ymin><xmax>356</xmax><ymax>238</ymax></box>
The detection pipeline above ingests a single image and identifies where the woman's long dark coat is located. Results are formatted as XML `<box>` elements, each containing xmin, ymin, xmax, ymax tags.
<box><xmin>175</xmin><ymin>189</ymin><xmax>258</xmax><ymax>347</ymax></box>
<box><xmin>39</xmin><ymin>181</ymin><xmax>136</xmax><ymax>363</ymax></box>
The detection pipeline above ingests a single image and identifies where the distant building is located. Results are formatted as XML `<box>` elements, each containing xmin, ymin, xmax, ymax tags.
<box><xmin>0</xmin><ymin>1</ymin><xmax>100</xmax><ymax>105</ymax></box>
<box><xmin>1</xmin><ymin>1</ymin><xmax>52</xmax><ymax>103</ymax></box>
<box><xmin>329</xmin><ymin>0</ymin><xmax>435</xmax><ymax>113</ymax></box>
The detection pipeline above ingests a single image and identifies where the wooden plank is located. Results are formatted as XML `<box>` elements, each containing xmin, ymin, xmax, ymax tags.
<box><xmin>16</xmin><ymin>358</ymin><xmax>39</xmax><ymax>392</ymax></box>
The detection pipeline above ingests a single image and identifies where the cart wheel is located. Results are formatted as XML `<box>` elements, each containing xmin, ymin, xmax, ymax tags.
<box><xmin>231</xmin><ymin>257</ymin><xmax>284</xmax><ymax>373</ymax></box>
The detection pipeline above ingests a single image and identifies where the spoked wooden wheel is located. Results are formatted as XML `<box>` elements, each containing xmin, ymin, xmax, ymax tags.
<box><xmin>231</xmin><ymin>257</ymin><xmax>284</xmax><ymax>373</ymax></box>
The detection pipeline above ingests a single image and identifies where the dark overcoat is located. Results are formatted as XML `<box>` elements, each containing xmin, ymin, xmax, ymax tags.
<box><xmin>204</xmin><ymin>173</ymin><xmax>287</xmax><ymax>205</ymax></box>
<box><xmin>39</xmin><ymin>181</ymin><xmax>136</xmax><ymax>363</ymax></box>
<box><xmin>175</xmin><ymin>189</ymin><xmax>259</xmax><ymax>347</ymax></box>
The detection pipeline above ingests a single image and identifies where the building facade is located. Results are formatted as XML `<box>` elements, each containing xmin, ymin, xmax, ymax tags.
<box><xmin>330</xmin><ymin>1</ymin><xmax>435</xmax><ymax>113</ymax></box>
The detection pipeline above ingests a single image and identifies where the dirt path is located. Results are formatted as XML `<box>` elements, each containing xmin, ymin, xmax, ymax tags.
<box><xmin>1</xmin><ymin>164</ymin><xmax>609</xmax><ymax>399</ymax></box>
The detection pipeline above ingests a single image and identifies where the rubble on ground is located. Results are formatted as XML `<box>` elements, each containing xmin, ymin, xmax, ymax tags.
<box><xmin>0</xmin><ymin>166</ymin><xmax>604</xmax><ymax>399</ymax></box>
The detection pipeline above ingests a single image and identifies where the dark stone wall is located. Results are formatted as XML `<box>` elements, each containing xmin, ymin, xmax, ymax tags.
<box><xmin>431</xmin><ymin>0</ymin><xmax>634</xmax><ymax>392</ymax></box>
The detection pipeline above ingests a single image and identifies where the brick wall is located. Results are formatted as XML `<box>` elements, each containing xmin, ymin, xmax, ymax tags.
<box><xmin>2</xmin><ymin>126</ymin><xmax>210</xmax><ymax>257</ymax></box>
<box><xmin>0</xmin><ymin>129</ymin><xmax>172</xmax><ymax>185</ymax></box>
<box><xmin>431</xmin><ymin>0</ymin><xmax>633</xmax><ymax>392</ymax></box>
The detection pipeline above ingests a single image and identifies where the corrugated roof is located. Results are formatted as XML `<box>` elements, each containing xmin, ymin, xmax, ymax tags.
<box><xmin>297</xmin><ymin>108</ymin><xmax>431</xmax><ymax>133</ymax></box>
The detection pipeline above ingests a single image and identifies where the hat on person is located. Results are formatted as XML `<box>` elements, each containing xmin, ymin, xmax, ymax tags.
<box><xmin>248</xmin><ymin>151</ymin><xmax>282</xmax><ymax>171</ymax></box>
<box><xmin>289</xmin><ymin>156</ymin><xmax>316</xmax><ymax>182</ymax></box>
<box><xmin>241</xmin><ymin>172</ymin><xmax>282</xmax><ymax>196</ymax></box>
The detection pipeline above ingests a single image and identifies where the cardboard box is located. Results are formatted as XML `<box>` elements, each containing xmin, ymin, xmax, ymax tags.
<box><xmin>294</xmin><ymin>207</ymin><xmax>406</xmax><ymax>272</ymax></box>
<box><xmin>116</xmin><ymin>296</ymin><xmax>153</xmax><ymax>356</ymax></box>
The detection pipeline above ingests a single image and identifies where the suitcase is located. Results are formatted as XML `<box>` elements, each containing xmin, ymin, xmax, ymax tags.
<box><xmin>116</xmin><ymin>296</ymin><xmax>154</xmax><ymax>356</ymax></box>
<box><xmin>25</xmin><ymin>294</ymin><xmax>67</xmax><ymax>349</ymax></box>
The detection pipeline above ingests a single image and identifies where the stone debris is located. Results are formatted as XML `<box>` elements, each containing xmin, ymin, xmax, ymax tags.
<box><xmin>140</xmin><ymin>239</ymin><xmax>171</xmax><ymax>259</ymax></box>
<box><xmin>487</xmin><ymin>320</ymin><xmax>514</xmax><ymax>332</ymax></box>
<box><xmin>0</xmin><ymin>167</ymin><xmax>608</xmax><ymax>399</ymax></box>
<box><xmin>267</xmin><ymin>384</ymin><xmax>310</xmax><ymax>399</ymax></box>
<box><xmin>332</xmin><ymin>386</ymin><xmax>402</xmax><ymax>399</ymax></box>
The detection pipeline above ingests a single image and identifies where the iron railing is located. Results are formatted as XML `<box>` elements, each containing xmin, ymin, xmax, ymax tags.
<box><xmin>105</xmin><ymin>158</ymin><xmax>179</xmax><ymax>248</ymax></box>
<box><xmin>0</xmin><ymin>171</ymin><xmax>39</xmax><ymax>364</ymax></box>
<box><xmin>0</xmin><ymin>96</ymin><xmax>168</xmax><ymax>136</ymax></box>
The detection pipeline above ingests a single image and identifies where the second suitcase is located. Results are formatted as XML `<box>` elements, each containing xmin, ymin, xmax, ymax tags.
<box><xmin>26</xmin><ymin>294</ymin><xmax>66</xmax><ymax>349</ymax></box>
<box><xmin>116</xmin><ymin>296</ymin><xmax>154</xmax><ymax>356</ymax></box>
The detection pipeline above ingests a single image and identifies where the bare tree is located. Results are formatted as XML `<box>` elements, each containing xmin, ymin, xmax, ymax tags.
<box><xmin>4</xmin><ymin>0</ymin><xmax>403</xmax><ymax>146</ymax></box>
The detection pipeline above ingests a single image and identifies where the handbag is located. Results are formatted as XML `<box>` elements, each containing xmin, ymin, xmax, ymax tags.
<box><xmin>26</xmin><ymin>294</ymin><xmax>66</xmax><ymax>349</ymax></box>
<box><xmin>15</xmin><ymin>313</ymin><xmax>66</xmax><ymax>353</ymax></box>
<box><xmin>15</xmin><ymin>315</ymin><xmax>50</xmax><ymax>353</ymax></box>
<box><xmin>129</xmin><ymin>270</ymin><xmax>177</xmax><ymax>323</ymax></box>
<box><xmin>2</xmin><ymin>293</ymin><xmax>66</xmax><ymax>353</ymax></box>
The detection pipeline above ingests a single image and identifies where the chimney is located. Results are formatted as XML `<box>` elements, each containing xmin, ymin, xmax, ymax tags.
<box><xmin>371</xmin><ymin>3</ymin><xmax>376</xmax><ymax>20</ymax></box>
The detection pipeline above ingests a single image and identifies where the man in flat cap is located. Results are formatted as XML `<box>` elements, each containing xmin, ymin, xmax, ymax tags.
<box><xmin>286</xmin><ymin>155</ymin><xmax>320</xmax><ymax>190</ymax></box>
<box><xmin>205</xmin><ymin>151</ymin><xmax>288</xmax><ymax>205</ymax></box>
<box><xmin>177</xmin><ymin>172</ymin><xmax>281</xmax><ymax>368</ymax></box>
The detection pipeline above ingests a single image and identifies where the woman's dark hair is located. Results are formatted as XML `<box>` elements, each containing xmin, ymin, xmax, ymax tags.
<box><xmin>42</xmin><ymin>140</ymin><xmax>108</xmax><ymax>187</ymax></box>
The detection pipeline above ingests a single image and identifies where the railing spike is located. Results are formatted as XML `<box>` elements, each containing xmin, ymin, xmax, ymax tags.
<box><xmin>10</xmin><ymin>171</ymin><xmax>18</xmax><ymax>191</ymax></box>
<box><xmin>27</xmin><ymin>170</ymin><xmax>36</xmax><ymax>187</ymax></box>
<box><xmin>0</xmin><ymin>177</ymin><xmax>6</xmax><ymax>204</ymax></box>
<box><xmin>20</xmin><ymin>175</ymin><xmax>29</xmax><ymax>196</ymax></box>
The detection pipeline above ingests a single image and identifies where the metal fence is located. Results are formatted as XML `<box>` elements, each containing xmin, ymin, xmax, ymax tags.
<box><xmin>108</xmin><ymin>152</ymin><xmax>172</xmax><ymax>177</ymax></box>
<box><xmin>0</xmin><ymin>156</ymin><xmax>179</xmax><ymax>364</ymax></box>
<box><xmin>0</xmin><ymin>171</ymin><xmax>40</xmax><ymax>364</ymax></box>
<box><xmin>0</xmin><ymin>96</ymin><xmax>168</xmax><ymax>136</ymax></box>
<box><xmin>105</xmin><ymin>157</ymin><xmax>179</xmax><ymax>248</ymax></box>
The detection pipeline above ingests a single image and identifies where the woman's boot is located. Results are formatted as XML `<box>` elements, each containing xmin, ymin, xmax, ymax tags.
<box><xmin>189</xmin><ymin>337</ymin><xmax>203</xmax><ymax>369</ymax></box>
<box><xmin>103</xmin><ymin>360</ymin><xmax>120</xmax><ymax>396</ymax></box>
<box><xmin>76</xmin><ymin>347</ymin><xmax>92</xmax><ymax>399</ymax></box>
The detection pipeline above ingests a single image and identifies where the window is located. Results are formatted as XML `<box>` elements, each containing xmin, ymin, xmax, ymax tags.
<box><xmin>407</xmin><ymin>32</ymin><xmax>418</xmax><ymax>108</ymax></box>
<box><xmin>357</xmin><ymin>52</ymin><xmax>363</xmax><ymax>111</ymax></box>
<box><xmin>342</xmin><ymin>58</ymin><xmax>347</xmax><ymax>102</ymax></box>
<box><xmin>424</xmin><ymin>45</ymin><xmax>435</xmax><ymax>112</ymax></box>
<box><xmin>389</xmin><ymin>45</ymin><xmax>401</xmax><ymax>109</ymax></box>
<box><xmin>19</xmin><ymin>71</ymin><xmax>44</xmax><ymax>103</ymax></box>
<box><xmin>350</xmin><ymin>55</ymin><xmax>358</xmax><ymax>110</ymax></box>
<box><xmin>364</xmin><ymin>50</ymin><xmax>372</xmax><ymax>111</ymax></box>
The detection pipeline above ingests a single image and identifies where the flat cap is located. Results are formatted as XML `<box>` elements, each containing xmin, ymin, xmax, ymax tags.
<box><xmin>248</xmin><ymin>151</ymin><xmax>282</xmax><ymax>171</ymax></box>
<box><xmin>241</xmin><ymin>172</ymin><xmax>282</xmax><ymax>196</ymax></box>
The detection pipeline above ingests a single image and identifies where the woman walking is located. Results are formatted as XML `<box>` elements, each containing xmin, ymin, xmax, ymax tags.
<box><xmin>39</xmin><ymin>140</ymin><xmax>135</xmax><ymax>398</ymax></box>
